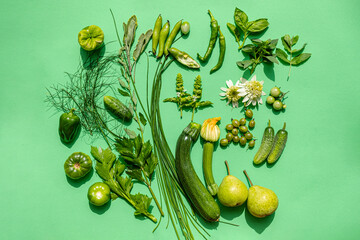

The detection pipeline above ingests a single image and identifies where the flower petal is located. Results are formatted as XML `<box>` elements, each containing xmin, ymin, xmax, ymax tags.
<box><xmin>240</xmin><ymin>77</ymin><xmax>247</xmax><ymax>84</ymax></box>
<box><xmin>220</xmin><ymin>87</ymin><xmax>228</xmax><ymax>92</ymax></box>
<box><xmin>259</xmin><ymin>98</ymin><xmax>263</xmax><ymax>104</ymax></box>
<box><xmin>251</xmin><ymin>75</ymin><xmax>257</xmax><ymax>82</ymax></box>
<box><xmin>226</xmin><ymin>80</ymin><xmax>233</xmax><ymax>88</ymax></box>
<box><xmin>252</xmin><ymin>100</ymin><xmax>257</xmax><ymax>106</ymax></box>
<box><xmin>262</xmin><ymin>91</ymin><xmax>266</xmax><ymax>96</ymax></box>
<box><xmin>242</xmin><ymin>95</ymin><xmax>249</xmax><ymax>102</ymax></box>
<box><xmin>219</xmin><ymin>92</ymin><xmax>226</xmax><ymax>96</ymax></box>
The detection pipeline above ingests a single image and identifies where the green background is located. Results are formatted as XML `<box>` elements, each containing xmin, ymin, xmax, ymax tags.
<box><xmin>1</xmin><ymin>0</ymin><xmax>360</xmax><ymax>239</ymax></box>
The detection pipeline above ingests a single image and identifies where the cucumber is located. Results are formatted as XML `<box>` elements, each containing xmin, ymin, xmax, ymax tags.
<box><xmin>267</xmin><ymin>122</ymin><xmax>288</xmax><ymax>164</ymax></box>
<box><xmin>103</xmin><ymin>96</ymin><xmax>132</xmax><ymax>122</ymax></box>
<box><xmin>253</xmin><ymin>120</ymin><xmax>274</xmax><ymax>164</ymax></box>
<box><xmin>175</xmin><ymin>123</ymin><xmax>220</xmax><ymax>222</ymax></box>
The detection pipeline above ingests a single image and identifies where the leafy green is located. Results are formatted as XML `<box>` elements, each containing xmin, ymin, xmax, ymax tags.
<box><xmin>91</xmin><ymin>146</ymin><xmax>157</xmax><ymax>222</ymax></box>
<box><xmin>133</xmin><ymin>29</ymin><xmax>153</xmax><ymax>62</ymax></box>
<box><xmin>237</xmin><ymin>38</ymin><xmax>278</xmax><ymax>74</ymax></box>
<box><xmin>276</xmin><ymin>34</ymin><xmax>312</xmax><ymax>78</ymax></box>
<box><xmin>229</xmin><ymin>8</ymin><xmax>269</xmax><ymax>49</ymax></box>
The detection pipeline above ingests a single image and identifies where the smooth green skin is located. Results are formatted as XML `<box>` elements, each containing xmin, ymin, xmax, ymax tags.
<box><xmin>218</xmin><ymin>175</ymin><xmax>248</xmax><ymax>207</ymax></box>
<box><xmin>203</xmin><ymin>142</ymin><xmax>218</xmax><ymax>196</ymax></box>
<box><xmin>268</xmin><ymin>124</ymin><xmax>288</xmax><ymax>164</ymax></box>
<box><xmin>226</xmin><ymin>132</ymin><xmax>233</xmax><ymax>141</ymax></box>
<box><xmin>253</xmin><ymin>122</ymin><xmax>274</xmax><ymax>164</ymax></box>
<box><xmin>152</xmin><ymin>14</ymin><xmax>162</xmax><ymax>54</ymax></box>
<box><xmin>239</xmin><ymin>125</ymin><xmax>248</xmax><ymax>133</ymax></box>
<box><xmin>210</xmin><ymin>28</ymin><xmax>226</xmax><ymax>73</ymax></box>
<box><xmin>232</xmin><ymin>119</ymin><xmax>240</xmax><ymax>128</ymax></box>
<box><xmin>64</xmin><ymin>152</ymin><xmax>92</xmax><ymax>180</ymax></box>
<box><xmin>78</xmin><ymin>25</ymin><xmax>104</xmax><ymax>51</ymax></box>
<box><xmin>273</xmin><ymin>100</ymin><xmax>283</xmax><ymax>110</ymax></box>
<box><xmin>266</xmin><ymin>95</ymin><xmax>275</xmax><ymax>105</ymax></box>
<box><xmin>103</xmin><ymin>96</ymin><xmax>132</xmax><ymax>122</ymax></box>
<box><xmin>220</xmin><ymin>138</ymin><xmax>228</xmax><ymax>147</ymax></box>
<box><xmin>247</xmin><ymin>185</ymin><xmax>279</xmax><ymax>218</ymax></box>
<box><xmin>164</xmin><ymin>20</ymin><xmax>182</xmax><ymax>56</ymax></box>
<box><xmin>168</xmin><ymin>47</ymin><xmax>200</xmax><ymax>69</ymax></box>
<box><xmin>58</xmin><ymin>108</ymin><xmax>80</xmax><ymax>143</ymax></box>
<box><xmin>245</xmin><ymin>109</ymin><xmax>253</xmax><ymax>118</ymax></box>
<box><xmin>233</xmin><ymin>135</ymin><xmax>240</xmax><ymax>143</ymax></box>
<box><xmin>239</xmin><ymin>136</ymin><xmax>247</xmax><ymax>146</ymax></box>
<box><xmin>157</xmin><ymin>21</ymin><xmax>170</xmax><ymax>58</ymax></box>
<box><xmin>270</xmin><ymin>87</ymin><xmax>281</xmax><ymax>98</ymax></box>
<box><xmin>87</xmin><ymin>182</ymin><xmax>111</xmax><ymax>206</ymax></box>
<box><xmin>231</xmin><ymin>128</ymin><xmax>239</xmax><ymax>136</ymax></box>
<box><xmin>245</xmin><ymin>132</ymin><xmax>253</xmax><ymax>140</ymax></box>
<box><xmin>248</xmin><ymin>140</ymin><xmax>255</xmax><ymax>148</ymax></box>
<box><xmin>180</xmin><ymin>21</ymin><xmax>190</xmax><ymax>35</ymax></box>
<box><xmin>175</xmin><ymin>123</ymin><xmax>220</xmax><ymax>222</ymax></box>
<box><xmin>198</xmin><ymin>10</ymin><xmax>218</xmax><ymax>62</ymax></box>
<box><xmin>249</xmin><ymin>119</ymin><xmax>255</xmax><ymax>128</ymax></box>
<box><xmin>225</xmin><ymin>124</ymin><xmax>234</xmax><ymax>131</ymax></box>
<box><xmin>239</xmin><ymin>118</ymin><xmax>246</xmax><ymax>126</ymax></box>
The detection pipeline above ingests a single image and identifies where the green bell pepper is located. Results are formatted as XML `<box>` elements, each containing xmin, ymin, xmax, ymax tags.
<box><xmin>59</xmin><ymin>108</ymin><xmax>81</xmax><ymax>143</ymax></box>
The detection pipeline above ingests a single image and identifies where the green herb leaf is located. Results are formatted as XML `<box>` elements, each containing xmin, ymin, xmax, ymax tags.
<box><xmin>247</xmin><ymin>18</ymin><xmax>269</xmax><ymax>33</ymax></box>
<box><xmin>143</xmin><ymin>153</ymin><xmax>158</xmax><ymax>178</ymax></box>
<box><xmin>242</xmin><ymin>44</ymin><xmax>255</xmax><ymax>53</ymax></box>
<box><xmin>118</xmin><ymin>88</ymin><xmax>130</xmax><ymax>97</ymax></box>
<box><xmin>251</xmin><ymin>38</ymin><xmax>262</xmax><ymax>45</ymax></box>
<box><xmin>118</xmin><ymin>78</ymin><xmax>129</xmax><ymax>90</ymax></box>
<box><xmin>163</xmin><ymin>97</ymin><xmax>177</xmax><ymax>103</ymax></box>
<box><xmin>268</xmin><ymin>39</ymin><xmax>278</xmax><ymax>49</ymax></box>
<box><xmin>281</xmin><ymin>35</ymin><xmax>292</xmax><ymax>52</ymax></box>
<box><xmin>139</xmin><ymin>112</ymin><xmax>147</xmax><ymax>126</ymax></box>
<box><xmin>290</xmin><ymin>53</ymin><xmax>311</xmax><ymax>65</ymax></box>
<box><xmin>276</xmin><ymin>48</ymin><xmax>290</xmax><ymax>63</ymax></box>
<box><xmin>264</xmin><ymin>55</ymin><xmax>279</xmax><ymax>64</ymax></box>
<box><xmin>291</xmin><ymin>43</ymin><xmax>307</xmax><ymax>54</ymax></box>
<box><xmin>123</xmin><ymin>15</ymin><xmax>138</xmax><ymax>50</ymax></box>
<box><xmin>292</xmin><ymin>35</ymin><xmax>299</xmax><ymax>46</ymax></box>
<box><xmin>133</xmin><ymin>29</ymin><xmax>153</xmax><ymax>62</ymax></box>
<box><xmin>131</xmin><ymin>193</ymin><xmax>152</xmax><ymax>216</ymax></box>
<box><xmin>126</xmin><ymin>168</ymin><xmax>144</xmax><ymax>182</ymax></box>
<box><xmin>227</xmin><ymin>23</ymin><xmax>241</xmax><ymax>42</ymax></box>
<box><xmin>234</xmin><ymin>8</ymin><xmax>248</xmax><ymax>32</ymax></box>
<box><xmin>237</xmin><ymin>60</ymin><xmax>253</xmax><ymax>69</ymax></box>
<box><xmin>124</xmin><ymin>128</ymin><xmax>137</xmax><ymax>139</ymax></box>
<box><xmin>197</xmin><ymin>101</ymin><xmax>213</xmax><ymax>108</ymax></box>
<box><xmin>118</xmin><ymin>176</ymin><xmax>133</xmax><ymax>195</ymax></box>
<box><xmin>131</xmin><ymin>90</ymin><xmax>137</xmax><ymax>106</ymax></box>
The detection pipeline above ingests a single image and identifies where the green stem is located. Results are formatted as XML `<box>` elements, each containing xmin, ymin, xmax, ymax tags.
<box><xmin>238</xmin><ymin>32</ymin><xmax>248</xmax><ymax>50</ymax></box>
<box><xmin>142</xmin><ymin>169</ymin><xmax>164</xmax><ymax>216</ymax></box>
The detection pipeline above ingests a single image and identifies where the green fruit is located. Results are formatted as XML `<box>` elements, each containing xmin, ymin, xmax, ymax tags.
<box><xmin>88</xmin><ymin>182</ymin><xmax>111</xmax><ymax>206</ymax></box>
<box><xmin>239</xmin><ymin>125</ymin><xmax>248</xmax><ymax>133</ymax></box>
<box><xmin>244</xmin><ymin>170</ymin><xmax>279</xmax><ymax>218</ymax></box>
<box><xmin>248</xmin><ymin>119</ymin><xmax>255</xmax><ymax>128</ymax></box>
<box><xmin>78</xmin><ymin>25</ymin><xmax>104</xmax><ymax>51</ymax></box>
<box><xmin>64</xmin><ymin>152</ymin><xmax>92</xmax><ymax>179</ymax></box>
<box><xmin>267</xmin><ymin>123</ymin><xmax>288</xmax><ymax>164</ymax></box>
<box><xmin>245</xmin><ymin>109</ymin><xmax>253</xmax><ymax>118</ymax></box>
<box><xmin>245</xmin><ymin>132</ymin><xmax>253</xmax><ymax>140</ymax></box>
<box><xmin>218</xmin><ymin>162</ymin><xmax>248</xmax><ymax>207</ymax></box>
<box><xmin>225</xmin><ymin>124</ymin><xmax>234</xmax><ymax>131</ymax></box>
<box><xmin>239</xmin><ymin>136</ymin><xmax>247</xmax><ymax>146</ymax></box>
<box><xmin>239</xmin><ymin>118</ymin><xmax>246</xmax><ymax>126</ymax></box>
<box><xmin>283</xmin><ymin>104</ymin><xmax>287</xmax><ymax>109</ymax></box>
<box><xmin>232</xmin><ymin>119</ymin><xmax>240</xmax><ymax>128</ymax></box>
<box><xmin>273</xmin><ymin>100</ymin><xmax>283</xmax><ymax>111</ymax></box>
<box><xmin>233</xmin><ymin>135</ymin><xmax>240</xmax><ymax>143</ymax></box>
<box><xmin>266</xmin><ymin>96</ymin><xmax>275</xmax><ymax>105</ymax></box>
<box><xmin>181</xmin><ymin>21</ymin><xmax>190</xmax><ymax>35</ymax></box>
<box><xmin>104</xmin><ymin>96</ymin><xmax>133</xmax><ymax>122</ymax></box>
<box><xmin>253</xmin><ymin>120</ymin><xmax>275</xmax><ymax>165</ymax></box>
<box><xmin>220</xmin><ymin>138</ymin><xmax>229</xmax><ymax>147</ymax></box>
<box><xmin>231</xmin><ymin>128</ymin><xmax>239</xmax><ymax>136</ymax></box>
<box><xmin>248</xmin><ymin>140</ymin><xmax>255</xmax><ymax>148</ymax></box>
<box><xmin>226</xmin><ymin>133</ymin><xmax>234</xmax><ymax>141</ymax></box>
<box><xmin>270</xmin><ymin>87</ymin><xmax>281</xmax><ymax>98</ymax></box>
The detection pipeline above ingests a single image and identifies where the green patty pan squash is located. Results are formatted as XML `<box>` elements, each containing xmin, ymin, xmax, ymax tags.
<box><xmin>64</xmin><ymin>152</ymin><xmax>92</xmax><ymax>179</ymax></box>
<box><xmin>78</xmin><ymin>25</ymin><xmax>104</xmax><ymax>51</ymax></box>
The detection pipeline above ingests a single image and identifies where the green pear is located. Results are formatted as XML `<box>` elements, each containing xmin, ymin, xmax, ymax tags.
<box><xmin>243</xmin><ymin>170</ymin><xmax>278</xmax><ymax>218</ymax></box>
<box><xmin>218</xmin><ymin>161</ymin><xmax>248</xmax><ymax>207</ymax></box>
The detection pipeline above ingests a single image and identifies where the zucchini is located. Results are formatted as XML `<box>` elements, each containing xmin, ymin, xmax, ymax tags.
<box><xmin>203</xmin><ymin>142</ymin><xmax>218</xmax><ymax>196</ymax></box>
<box><xmin>175</xmin><ymin>123</ymin><xmax>220</xmax><ymax>222</ymax></box>
<box><xmin>267</xmin><ymin>122</ymin><xmax>288</xmax><ymax>164</ymax></box>
<box><xmin>103</xmin><ymin>96</ymin><xmax>132</xmax><ymax>122</ymax></box>
<box><xmin>253</xmin><ymin>120</ymin><xmax>274</xmax><ymax>164</ymax></box>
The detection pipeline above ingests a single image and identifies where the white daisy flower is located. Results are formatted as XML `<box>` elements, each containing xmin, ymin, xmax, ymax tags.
<box><xmin>238</xmin><ymin>75</ymin><xmax>266</xmax><ymax>106</ymax></box>
<box><xmin>219</xmin><ymin>80</ymin><xmax>242</xmax><ymax>108</ymax></box>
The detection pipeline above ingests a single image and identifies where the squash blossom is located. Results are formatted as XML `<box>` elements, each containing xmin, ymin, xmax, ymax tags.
<box><xmin>201</xmin><ymin>117</ymin><xmax>221</xmax><ymax>142</ymax></box>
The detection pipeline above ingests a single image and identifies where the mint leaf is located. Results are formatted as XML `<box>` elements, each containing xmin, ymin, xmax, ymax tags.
<box><xmin>281</xmin><ymin>35</ymin><xmax>292</xmax><ymax>52</ymax></box>
<box><xmin>291</xmin><ymin>43</ymin><xmax>307</xmax><ymax>54</ymax></box>
<box><xmin>290</xmin><ymin>53</ymin><xmax>311</xmax><ymax>65</ymax></box>
<box><xmin>264</xmin><ymin>55</ymin><xmax>279</xmax><ymax>64</ymax></box>
<box><xmin>276</xmin><ymin>48</ymin><xmax>290</xmax><ymax>63</ymax></box>
<box><xmin>292</xmin><ymin>35</ymin><xmax>299</xmax><ymax>46</ymax></box>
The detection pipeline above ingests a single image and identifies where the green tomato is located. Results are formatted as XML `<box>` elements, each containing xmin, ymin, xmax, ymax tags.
<box><xmin>273</xmin><ymin>100</ymin><xmax>283</xmax><ymax>111</ymax></box>
<box><xmin>270</xmin><ymin>87</ymin><xmax>281</xmax><ymax>98</ymax></box>
<box><xmin>181</xmin><ymin>21</ymin><xmax>190</xmax><ymax>35</ymax></box>
<box><xmin>64</xmin><ymin>152</ymin><xmax>92</xmax><ymax>179</ymax></box>
<box><xmin>266</xmin><ymin>96</ymin><xmax>275</xmax><ymax>105</ymax></box>
<box><xmin>88</xmin><ymin>182</ymin><xmax>111</xmax><ymax>206</ymax></box>
<box><xmin>78</xmin><ymin>25</ymin><xmax>104</xmax><ymax>51</ymax></box>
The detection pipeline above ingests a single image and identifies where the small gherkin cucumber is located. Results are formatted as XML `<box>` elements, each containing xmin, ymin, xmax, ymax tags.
<box><xmin>253</xmin><ymin>120</ymin><xmax>274</xmax><ymax>164</ymax></box>
<box><xmin>103</xmin><ymin>96</ymin><xmax>133</xmax><ymax>122</ymax></box>
<box><xmin>267</xmin><ymin>122</ymin><xmax>288</xmax><ymax>164</ymax></box>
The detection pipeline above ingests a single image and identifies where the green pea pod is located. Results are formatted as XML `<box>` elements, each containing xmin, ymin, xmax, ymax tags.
<box><xmin>59</xmin><ymin>108</ymin><xmax>81</xmax><ymax>143</ymax></box>
<box><xmin>197</xmin><ymin>10</ymin><xmax>219</xmax><ymax>62</ymax></box>
<box><xmin>152</xmin><ymin>14</ymin><xmax>162</xmax><ymax>55</ymax></box>
<box><xmin>164</xmin><ymin>20</ymin><xmax>182</xmax><ymax>56</ymax></box>
<box><xmin>157</xmin><ymin>21</ymin><xmax>170</xmax><ymax>58</ymax></box>
<box><xmin>267</xmin><ymin>123</ymin><xmax>288</xmax><ymax>164</ymax></box>
<box><xmin>169</xmin><ymin>47</ymin><xmax>200</xmax><ymax>69</ymax></box>
<box><xmin>210</xmin><ymin>27</ymin><xmax>226</xmax><ymax>74</ymax></box>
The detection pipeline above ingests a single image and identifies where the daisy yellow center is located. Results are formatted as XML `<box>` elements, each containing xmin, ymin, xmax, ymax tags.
<box><xmin>246</xmin><ymin>81</ymin><xmax>263</xmax><ymax>98</ymax></box>
<box><xmin>226</xmin><ymin>86</ymin><xmax>241</xmax><ymax>102</ymax></box>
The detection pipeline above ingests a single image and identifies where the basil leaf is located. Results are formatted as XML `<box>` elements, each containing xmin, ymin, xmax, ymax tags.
<box><xmin>118</xmin><ymin>88</ymin><xmax>130</xmax><ymax>97</ymax></box>
<box><xmin>290</xmin><ymin>53</ymin><xmax>311</xmax><ymax>65</ymax></box>
<box><xmin>291</xmin><ymin>43</ymin><xmax>307</xmax><ymax>54</ymax></box>
<box><xmin>237</xmin><ymin>59</ymin><xmax>253</xmax><ymax>69</ymax></box>
<box><xmin>281</xmin><ymin>35</ymin><xmax>292</xmax><ymax>52</ymax></box>
<box><xmin>250</xmin><ymin>38</ymin><xmax>262</xmax><ymax>45</ymax></box>
<box><xmin>276</xmin><ymin>48</ymin><xmax>290</xmax><ymax>63</ymax></box>
<box><xmin>268</xmin><ymin>39</ymin><xmax>278</xmax><ymax>49</ymax></box>
<box><xmin>264</xmin><ymin>55</ymin><xmax>279</xmax><ymax>64</ymax></box>
<box><xmin>234</xmin><ymin>8</ymin><xmax>248</xmax><ymax>32</ymax></box>
<box><xmin>242</xmin><ymin>44</ymin><xmax>255</xmax><ymax>53</ymax></box>
<box><xmin>247</xmin><ymin>18</ymin><xmax>269</xmax><ymax>33</ymax></box>
<box><xmin>292</xmin><ymin>35</ymin><xmax>299</xmax><ymax>46</ymax></box>
<box><xmin>227</xmin><ymin>23</ymin><xmax>241</xmax><ymax>42</ymax></box>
